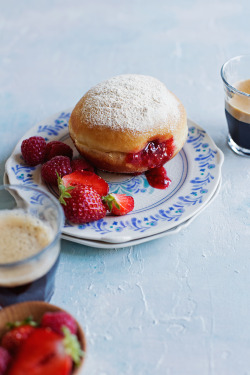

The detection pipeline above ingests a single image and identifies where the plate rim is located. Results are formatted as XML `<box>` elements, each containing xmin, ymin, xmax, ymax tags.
<box><xmin>5</xmin><ymin>110</ymin><xmax>224</xmax><ymax>243</ymax></box>
<box><xmin>61</xmin><ymin>177</ymin><xmax>222</xmax><ymax>248</ymax></box>
<box><xmin>3</xmin><ymin>173</ymin><xmax>222</xmax><ymax>248</ymax></box>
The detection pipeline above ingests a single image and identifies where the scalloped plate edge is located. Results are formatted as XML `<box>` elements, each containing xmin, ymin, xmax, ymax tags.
<box><xmin>60</xmin><ymin>177</ymin><xmax>222</xmax><ymax>249</ymax></box>
<box><xmin>4</xmin><ymin>115</ymin><xmax>224</xmax><ymax>244</ymax></box>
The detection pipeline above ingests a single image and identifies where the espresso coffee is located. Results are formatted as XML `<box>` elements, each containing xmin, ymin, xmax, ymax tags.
<box><xmin>225</xmin><ymin>79</ymin><xmax>250</xmax><ymax>149</ymax></box>
<box><xmin>0</xmin><ymin>257</ymin><xmax>60</xmax><ymax>307</ymax></box>
<box><xmin>0</xmin><ymin>210</ymin><xmax>53</xmax><ymax>263</ymax></box>
<box><xmin>0</xmin><ymin>210</ymin><xmax>60</xmax><ymax>306</ymax></box>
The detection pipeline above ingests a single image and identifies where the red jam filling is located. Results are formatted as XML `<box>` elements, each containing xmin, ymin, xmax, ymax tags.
<box><xmin>126</xmin><ymin>138</ymin><xmax>174</xmax><ymax>189</ymax></box>
<box><xmin>145</xmin><ymin>166</ymin><xmax>171</xmax><ymax>189</ymax></box>
<box><xmin>126</xmin><ymin>137</ymin><xmax>175</xmax><ymax>169</ymax></box>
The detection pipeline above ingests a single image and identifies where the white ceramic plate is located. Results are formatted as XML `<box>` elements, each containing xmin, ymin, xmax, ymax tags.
<box><xmin>3</xmin><ymin>172</ymin><xmax>221</xmax><ymax>248</ymax></box>
<box><xmin>60</xmin><ymin>177</ymin><xmax>222</xmax><ymax>248</ymax></box>
<box><xmin>5</xmin><ymin>109</ymin><xmax>224</xmax><ymax>244</ymax></box>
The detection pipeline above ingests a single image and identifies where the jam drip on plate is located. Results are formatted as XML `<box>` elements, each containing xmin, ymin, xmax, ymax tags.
<box><xmin>126</xmin><ymin>137</ymin><xmax>174</xmax><ymax>189</ymax></box>
<box><xmin>145</xmin><ymin>166</ymin><xmax>171</xmax><ymax>189</ymax></box>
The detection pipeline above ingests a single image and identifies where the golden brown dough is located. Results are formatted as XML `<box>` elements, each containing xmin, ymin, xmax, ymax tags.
<box><xmin>69</xmin><ymin>74</ymin><xmax>187</xmax><ymax>173</ymax></box>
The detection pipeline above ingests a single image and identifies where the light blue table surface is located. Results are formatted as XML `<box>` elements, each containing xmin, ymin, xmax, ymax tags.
<box><xmin>1</xmin><ymin>1</ymin><xmax>250</xmax><ymax>374</ymax></box>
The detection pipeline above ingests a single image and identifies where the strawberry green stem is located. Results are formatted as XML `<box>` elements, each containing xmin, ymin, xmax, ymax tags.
<box><xmin>7</xmin><ymin>316</ymin><xmax>38</xmax><ymax>329</ymax></box>
<box><xmin>57</xmin><ymin>172</ymin><xmax>75</xmax><ymax>205</ymax></box>
<box><xmin>102</xmin><ymin>194</ymin><xmax>120</xmax><ymax>212</ymax></box>
<box><xmin>62</xmin><ymin>326</ymin><xmax>84</xmax><ymax>366</ymax></box>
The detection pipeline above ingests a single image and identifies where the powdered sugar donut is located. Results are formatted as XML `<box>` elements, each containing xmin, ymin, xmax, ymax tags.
<box><xmin>69</xmin><ymin>74</ymin><xmax>187</xmax><ymax>173</ymax></box>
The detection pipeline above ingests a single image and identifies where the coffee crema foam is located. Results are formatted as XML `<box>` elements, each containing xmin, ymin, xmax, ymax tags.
<box><xmin>0</xmin><ymin>210</ymin><xmax>53</xmax><ymax>263</ymax></box>
<box><xmin>0</xmin><ymin>210</ymin><xmax>60</xmax><ymax>287</ymax></box>
<box><xmin>226</xmin><ymin>79</ymin><xmax>250</xmax><ymax>123</ymax></box>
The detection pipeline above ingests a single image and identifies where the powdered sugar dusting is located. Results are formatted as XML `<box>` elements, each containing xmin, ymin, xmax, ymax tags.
<box><xmin>81</xmin><ymin>74</ymin><xmax>181</xmax><ymax>133</ymax></box>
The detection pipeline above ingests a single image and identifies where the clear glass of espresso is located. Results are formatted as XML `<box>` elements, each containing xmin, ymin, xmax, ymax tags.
<box><xmin>0</xmin><ymin>184</ymin><xmax>64</xmax><ymax>307</ymax></box>
<box><xmin>221</xmin><ymin>54</ymin><xmax>250</xmax><ymax>156</ymax></box>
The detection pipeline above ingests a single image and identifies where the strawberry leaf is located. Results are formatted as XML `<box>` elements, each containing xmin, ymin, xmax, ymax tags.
<box><xmin>6</xmin><ymin>316</ymin><xmax>38</xmax><ymax>329</ymax></box>
<box><xmin>57</xmin><ymin>172</ymin><xmax>75</xmax><ymax>205</ymax></box>
<box><xmin>102</xmin><ymin>194</ymin><xmax>120</xmax><ymax>212</ymax></box>
<box><xmin>62</xmin><ymin>326</ymin><xmax>84</xmax><ymax>366</ymax></box>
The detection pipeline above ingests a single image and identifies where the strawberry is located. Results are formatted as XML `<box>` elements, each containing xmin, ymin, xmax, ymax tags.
<box><xmin>7</xmin><ymin>327</ymin><xmax>83</xmax><ymax>375</ymax></box>
<box><xmin>44</xmin><ymin>141</ymin><xmax>73</xmax><ymax>161</ymax></box>
<box><xmin>1</xmin><ymin>322</ymin><xmax>36</xmax><ymax>356</ymax></box>
<box><xmin>0</xmin><ymin>346</ymin><xmax>12</xmax><ymax>375</ymax></box>
<box><xmin>103</xmin><ymin>193</ymin><xmax>134</xmax><ymax>215</ymax></box>
<box><xmin>71</xmin><ymin>157</ymin><xmax>94</xmax><ymax>172</ymax></box>
<box><xmin>41</xmin><ymin>156</ymin><xmax>72</xmax><ymax>185</ymax></box>
<box><xmin>59</xmin><ymin>180</ymin><xmax>107</xmax><ymax>224</ymax></box>
<box><xmin>21</xmin><ymin>136</ymin><xmax>46</xmax><ymax>166</ymax></box>
<box><xmin>62</xmin><ymin>170</ymin><xmax>109</xmax><ymax>196</ymax></box>
<box><xmin>41</xmin><ymin>311</ymin><xmax>77</xmax><ymax>336</ymax></box>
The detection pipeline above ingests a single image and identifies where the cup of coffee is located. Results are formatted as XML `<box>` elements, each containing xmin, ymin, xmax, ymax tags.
<box><xmin>0</xmin><ymin>184</ymin><xmax>64</xmax><ymax>307</ymax></box>
<box><xmin>221</xmin><ymin>54</ymin><xmax>250</xmax><ymax>156</ymax></box>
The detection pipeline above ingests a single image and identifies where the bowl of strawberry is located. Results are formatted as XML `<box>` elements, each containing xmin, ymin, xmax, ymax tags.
<box><xmin>0</xmin><ymin>301</ymin><xmax>86</xmax><ymax>375</ymax></box>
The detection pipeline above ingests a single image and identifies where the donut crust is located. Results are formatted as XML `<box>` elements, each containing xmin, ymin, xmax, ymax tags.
<box><xmin>69</xmin><ymin>75</ymin><xmax>188</xmax><ymax>173</ymax></box>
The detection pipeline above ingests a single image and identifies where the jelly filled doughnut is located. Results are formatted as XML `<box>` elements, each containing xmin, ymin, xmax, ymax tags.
<box><xmin>69</xmin><ymin>74</ymin><xmax>187</xmax><ymax>174</ymax></box>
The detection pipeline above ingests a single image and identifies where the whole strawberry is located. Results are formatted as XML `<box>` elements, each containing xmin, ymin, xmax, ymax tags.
<box><xmin>44</xmin><ymin>141</ymin><xmax>73</xmax><ymax>161</ymax></box>
<box><xmin>59</xmin><ymin>183</ymin><xmax>107</xmax><ymax>224</ymax></box>
<box><xmin>41</xmin><ymin>311</ymin><xmax>77</xmax><ymax>336</ymax></box>
<box><xmin>1</xmin><ymin>324</ymin><xmax>36</xmax><ymax>355</ymax></box>
<box><xmin>21</xmin><ymin>136</ymin><xmax>46</xmax><ymax>166</ymax></box>
<box><xmin>41</xmin><ymin>156</ymin><xmax>72</xmax><ymax>185</ymax></box>
<box><xmin>0</xmin><ymin>346</ymin><xmax>12</xmax><ymax>375</ymax></box>
<box><xmin>7</xmin><ymin>327</ymin><xmax>83</xmax><ymax>375</ymax></box>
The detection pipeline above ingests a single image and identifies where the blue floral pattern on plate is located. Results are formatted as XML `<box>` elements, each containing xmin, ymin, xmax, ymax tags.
<box><xmin>5</xmin><ymin>110</ymin><xmax>224</xmax><ymax>243</ymax></box>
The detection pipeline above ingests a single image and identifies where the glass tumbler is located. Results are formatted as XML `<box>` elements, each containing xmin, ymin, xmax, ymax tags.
<box><xmin>0</xmin><ymin>184</ymin><xmax>64</xmax><ymax>307</ymax></box>
<box><xmin>221</xmin><ymin>54</ymin><xmax>250</xmax><ymax>156</ymax></box>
